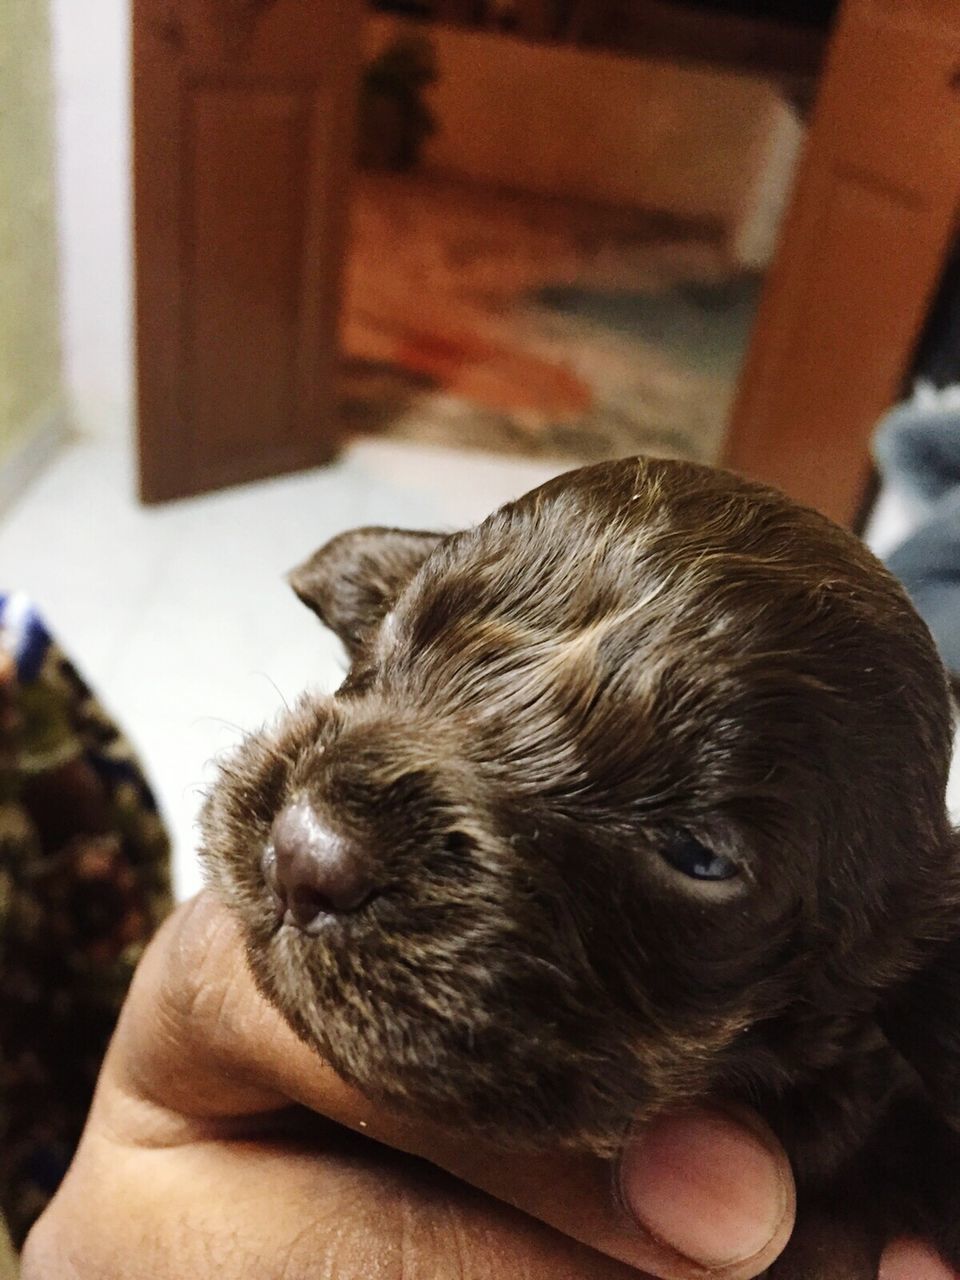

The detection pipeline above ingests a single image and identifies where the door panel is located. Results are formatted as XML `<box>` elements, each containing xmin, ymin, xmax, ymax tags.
<box><xmin>724</xmin><ymin>0</ymin><xmax>960</xmax><ymax>527</ymax></box>
<box><xmin>189</xmin><ymin>87</ymin><xmax>309</xmax><ymax>459</ymax></box>
<box><xmin>134</xmin><ymin>0</ymin><xmax>361</xmax><ymax>502</ymax></box>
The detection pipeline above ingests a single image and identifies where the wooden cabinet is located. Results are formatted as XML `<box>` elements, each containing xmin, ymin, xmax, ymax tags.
<box><xmin>725</xmin><ymin>0</ymin><xmax>960</xmax><ymax>526</ymax></box>
<box><xmin>133</xmin><ymin>0</ymin><xmax>361</xmax><ymax>501</ymax></box>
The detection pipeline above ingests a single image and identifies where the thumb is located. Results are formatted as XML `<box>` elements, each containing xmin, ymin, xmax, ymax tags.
<box><xmin>617</xmin><ymin>1107</ymin><xmax>795</xmax><ymax>1277</ymax></box>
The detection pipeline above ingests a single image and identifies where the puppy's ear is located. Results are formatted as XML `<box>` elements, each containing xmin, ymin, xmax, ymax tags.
<box><xmin>879</xmin><ymin>910</ymin><xmax>960</xmax><ymax>1133</ymax></box>
<box><xmin>288</xmin><ymin>526</ymin><xmax>445</xmax><ymax>658</ymax></box>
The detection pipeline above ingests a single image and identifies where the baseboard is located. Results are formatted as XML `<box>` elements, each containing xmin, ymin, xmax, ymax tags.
<box><xmin>0</xmin><ymin>407</ymin><xmax>72</xmax><ymax>518</ymax></box>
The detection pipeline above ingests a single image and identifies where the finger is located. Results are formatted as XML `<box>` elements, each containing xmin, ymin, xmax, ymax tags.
<box><xmin>617</xmin><ymin>1107</ymin><xmax>795</xmax><ymax>1276</ymax></box>
<box><xmin>880</xmin><ymin>1240</ymin><xmax>960</xmax><ymax>1280</ymax></box>
<box><xmin>104</xmin><ymin>892</ymin><xmax>795</xmax><ymax>1278</ymax></box>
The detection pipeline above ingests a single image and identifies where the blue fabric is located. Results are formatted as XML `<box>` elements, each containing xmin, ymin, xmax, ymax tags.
<box><xmin>0</xmin><ymin>592</ymin><xmax>53</xmax><ymax>684</ymax></box>
<box><xmin>873</xmin><ymin>401</ymin><xmax>960</xmax><ymax>672</ymax></box>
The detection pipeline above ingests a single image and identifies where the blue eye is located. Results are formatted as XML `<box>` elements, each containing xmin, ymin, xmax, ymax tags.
<box><xmin>660</xmin><ymin>833</ymin><xmax>739</xmax><ymax>881</ymax></box>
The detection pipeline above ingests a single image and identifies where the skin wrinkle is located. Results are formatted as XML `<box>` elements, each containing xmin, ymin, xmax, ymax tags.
<box><xmin>277</xmin><ymin>1211</ymin><xmax>345</xmax><ymax>1280</ymax></box>
<box><xmin>202</xmin><ymin>457</ymin><xmax>960</xmax><ymax>1279</ymax></box>
<box><xmin>398</xmin><ymin>1195</ymin><xmax>418</xmax><ymax>1280</ymax></box>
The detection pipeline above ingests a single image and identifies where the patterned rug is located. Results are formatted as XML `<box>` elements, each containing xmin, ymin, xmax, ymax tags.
<box><xmin>339</xmin><ymin>170</ymin><xmax>759</xmax><ymax>465</ymax></box>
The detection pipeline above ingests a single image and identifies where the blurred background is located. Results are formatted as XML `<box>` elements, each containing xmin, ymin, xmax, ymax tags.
<box><xmin>9</xmin><ymin>0</ymin><xmax>960</xmax><ymax>893</ymax></box>
<box><xmin>4</xmin><ymin>0</ymin><xmax>960</xmax><ymax>1252</ymax></box>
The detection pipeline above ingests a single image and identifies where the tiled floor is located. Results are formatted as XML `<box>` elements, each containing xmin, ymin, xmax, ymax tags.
<box><xmin>2</xmin><ymin>433</ymin><xmax>955</xmax><ymax>899</ymax></box>
<box><xmin>0</xmin><ymin>434</ymin><xmax>564</xmax><ymax>897</ymax></box>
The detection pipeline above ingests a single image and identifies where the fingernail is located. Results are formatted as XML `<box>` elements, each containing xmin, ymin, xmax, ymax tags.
<box><xmin>618</xmin><ymin>1108</ymin><xmax>790</xmax><ymax>1270</ymax></box>
<box><xmin>879</xmin><ymin>1240</ymin><xmax>959</xmax><ymax>1280</ymax></box>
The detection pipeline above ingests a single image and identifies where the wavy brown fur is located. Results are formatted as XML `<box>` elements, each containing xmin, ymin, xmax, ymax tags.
<box><xmin>201</xmin><ymin>457</ymin><xmax>960</xmax><ymax>1277</ymax></box>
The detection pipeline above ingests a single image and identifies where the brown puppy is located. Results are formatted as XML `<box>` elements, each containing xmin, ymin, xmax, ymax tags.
<box><xmin>201</xmin><ymin>457</ymin><xmax>960</xmax><ymax>1278</ymax></box>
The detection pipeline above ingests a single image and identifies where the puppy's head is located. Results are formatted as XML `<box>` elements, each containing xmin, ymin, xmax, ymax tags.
<box><xmin>201</xmin><ymin>457</ymin><xmax>957</xmax><ymax>1154</ymax></box>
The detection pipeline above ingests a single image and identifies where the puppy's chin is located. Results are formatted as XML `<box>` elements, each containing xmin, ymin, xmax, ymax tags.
<box><xmin>233</xmin><ymin>891</ymin><xmax>720</xmax><ymax>1157</ymax></box>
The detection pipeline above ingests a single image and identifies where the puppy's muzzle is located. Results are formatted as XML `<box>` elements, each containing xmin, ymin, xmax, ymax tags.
<box><xmin>262</xmin><ymin>799</ymin><xmax>380</xmax><ymax>931</ymax></box>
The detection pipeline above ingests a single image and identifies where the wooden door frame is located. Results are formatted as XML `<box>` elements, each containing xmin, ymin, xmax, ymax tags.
<box><xmin>133</xmin><ymin>0</ymin><xmax>362</xmax><ymax>503</ymax></box>
<box><xmin>723</xmin><ymin>0</ymin><xmax>960</xmax><ymax>527</ymax></box>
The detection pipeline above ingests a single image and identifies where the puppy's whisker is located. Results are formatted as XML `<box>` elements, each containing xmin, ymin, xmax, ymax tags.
<box><xmin>191</xmin><ymin>715</ymin><xmax>248</xmax><ymax>736</ymax></box>
<box><xmin>252</xmin><ymin>671</ymin><xmax>290</xmax><ymax>711</ymax></box>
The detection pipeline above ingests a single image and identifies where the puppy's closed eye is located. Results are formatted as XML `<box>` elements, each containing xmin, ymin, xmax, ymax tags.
<box><xmin>657</xmin><ymin>830</ymin><xmax>739</xmax><ymax>882</ymax></box>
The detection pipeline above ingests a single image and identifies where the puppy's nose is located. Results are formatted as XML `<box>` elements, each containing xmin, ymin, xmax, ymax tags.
<box><xmin>266</xmin><ymin>801</ymin><xmax>376</xmax><ymax>929</ymax></box>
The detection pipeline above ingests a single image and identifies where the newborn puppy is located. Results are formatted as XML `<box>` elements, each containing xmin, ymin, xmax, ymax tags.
<box><xmin>202</xmin><ymin>457</ymin><xmax>960</xmax><ymax>1278</ymax></box>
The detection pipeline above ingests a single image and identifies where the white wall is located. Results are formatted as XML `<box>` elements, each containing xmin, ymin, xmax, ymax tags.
<box><xmin>50</xmin><ymin>0</ymin><xmax>132</xmax><ymax>440</ymax></box>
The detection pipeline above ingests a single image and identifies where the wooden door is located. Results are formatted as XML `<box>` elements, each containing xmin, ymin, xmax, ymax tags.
<box><xmin>724</xmin><ymin>0</ymin><xmax>960</xmax><ymax>527</ymax></box>
<box><xmin>133</xmin><ymin>0</ymin><xmax>361</xmax><ymax>502</ymax></box>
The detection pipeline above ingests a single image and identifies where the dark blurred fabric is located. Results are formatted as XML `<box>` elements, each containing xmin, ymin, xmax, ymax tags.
<box><xmin>0</xmin><ymin>594</ymin><xmax>171</xmax><ymax>1246</ymax></box>
<box><xmin>911</xmin><ymin>245</ymin><xmax>960</xmax><ymax>392</ymax></box>
<box><xmin>874</xmin><ymin>406</ymin><xmax>960</xmax><ymax>677</ymax></box>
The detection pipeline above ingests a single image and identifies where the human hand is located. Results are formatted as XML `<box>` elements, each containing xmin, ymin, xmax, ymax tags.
<box><xmin>18</xmin><ymin>893</ymin><xmax>943</xmax><ymax>1279</ymax></box>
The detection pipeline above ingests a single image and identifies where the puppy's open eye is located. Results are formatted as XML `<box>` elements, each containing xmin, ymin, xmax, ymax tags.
<box><xmin>659</xmin><ymin>832</ymin><xmax>739</xmax><ymax>881</ymax></box>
